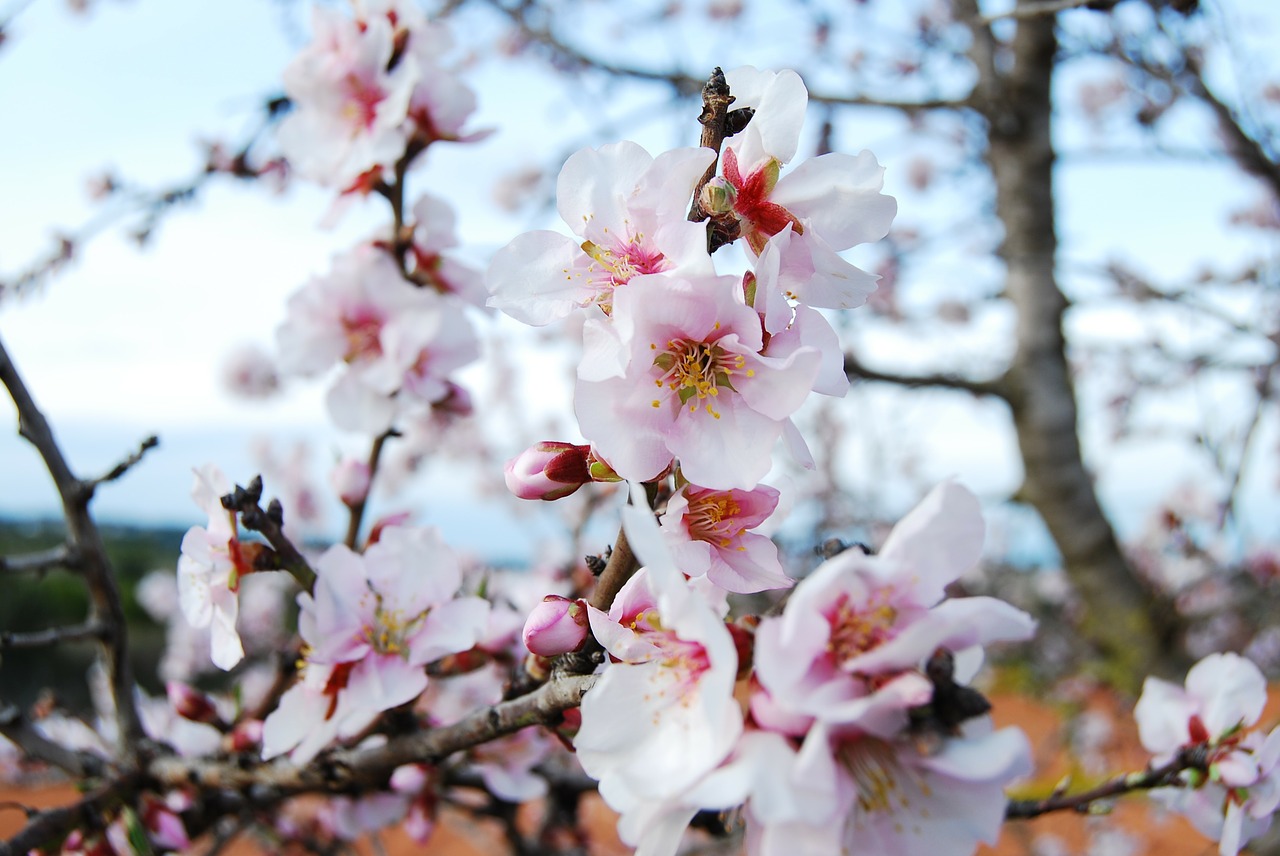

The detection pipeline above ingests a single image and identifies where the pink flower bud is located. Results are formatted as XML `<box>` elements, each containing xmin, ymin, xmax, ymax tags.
<box><xmin>330</xmin><ymin>457</ymin><xmax>372</xmax><ymax>506</ymax></box>
<box><xmin>228</xmin><ymin>719</ymin><xmax>264</xmax><ymax>752</ymax></box>
<box><xmin>504</xmin><ymin>442</ymin><xmax>591</xmax><ymax>501</ymax></box>
<box><xmin>522</xmin><ymin>595</ymin><xmax>589</xmax><ymax>656</ymax></box>
<box><xmin>165</xmin><ymin>681</ymin><xmax>220</xmax><ymax>725</ymax></box>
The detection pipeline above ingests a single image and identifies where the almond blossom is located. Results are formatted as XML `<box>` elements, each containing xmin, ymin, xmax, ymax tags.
<box><xmin>574</xmin><ymin>493</ymin><xmax>742</xmax><ymax>805</ymax></box>
<box><xmin>575</xmin><ymin>272</ymin><xmax>821</xmax><ymax>489</ymax></box>
<box><xmin>176</xmin><ymin>464</ymin><xmax>250</xmax><ymax>671</ymax></box>
<box><xmin>1135</xmin><ymin>652</ymin><xmax>1280</xmax><ymax>855</ymax></box>
<box><xmin>262</xmin><ymin>526</ymin><xmax>489</xmax><ymax>763</ymax></box>
<box><xmin>276</xmin><ymin>244</ymin><xmax>479</xmax><ymax>433</ymax></box>
<box><xmin>486</xmin><ymin>141</ymin><xmax>715</xmax><ymax>325</ymax></box>
<box><xmin>660</xmin><ymin>481</ymin><xmax>792</xmax><ymax>594</ymax></box>
<box><xmin>278</xmin><ymin>1</ymin><xmax>482</xmax><ymax>192</ymax></box>
<box><xmin>752</xmin><ymin>481</ymin><xmax>1035</xmax><ymax>737</ymax></box>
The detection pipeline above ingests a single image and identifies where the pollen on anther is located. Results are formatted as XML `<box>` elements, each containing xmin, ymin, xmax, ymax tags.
<box><xmin>651</xmin><ymin>400</ymin><xmax>661</xmax><ymax>408</ymax></box>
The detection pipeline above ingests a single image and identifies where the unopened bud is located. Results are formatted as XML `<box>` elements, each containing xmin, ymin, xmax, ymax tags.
<box><xmin>504</xmin><ymin>442</ymin><xmax>591</xmax><ymax>501</ymax></box>
<box><xmin>227</xmin><ymin>718</ymin><xmax>264</xmax><ymax>752</ymax></box>
<box><xmin>698</xmin><ymin>176</ymin><xmax>736</xmax><ymax>216</ymax></box>
<box><xmin>166</xmin><ymin>681</ymin><xmax>220</xmax><ymax>725</ymax></box>
<box><xmin>330</xmin><ymin>457</ymin><xmax>372</xmax><ymax>507</ymax></box>
<box><xmin>522</xmin><ymin>595</ymin><xmax>590</xmax><ymax>656</ymax></box>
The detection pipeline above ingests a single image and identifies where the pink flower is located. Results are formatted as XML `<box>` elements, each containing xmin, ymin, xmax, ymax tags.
<box><xmin>402</xmin><ymin>193</ymin><xmax>487</xmax><ymax>307</ymax></box>
<box><xmin>277</xmin><ymin>4</ymin><xmax>417</xmax><ymax>188</ymax></box>
<box><xmin>575</xmin><ymin>492</ymin><xmax>742</xmax><ymax>804</ymax></box>
<box><xmin>330</xmin><ymin>457</ymin><xmax>372</xmax><ymax>506</ymax></box>
<box><xmin>487</xmin><ymin>141</ymin><xmax>715</xmax><ymax>325</ymax></box>
<box><xmin>1135</xmin><ymin>652</ymin><xmax>1280</xmax><ymax>855</ymax></box>
<box><xmin>276</xmin><ymin>244</ymin><xmax>479</xmax><ymax>434</ymax></box>
<box><xmin>503</xmin><ymin>442</ymin><xmax>592</xmax><ymax>501</ymax></box>
<box><xmin>752</xmin><ymin>482</ymin><xmax>1035</xmax><ymax>737</ymax></box>
<box><xmin>521</xmin><ymin>595</ymin><xmax>589</xmax><ymax>656</ymax></box>
<box><xmin>661</xmin><ymin>482</ymin><xmax>792</xmax><ymax>594</ymax></box>
<box><xmin>262</xmin><ymin>526</ymin><xmax>489</xmax><ymax>763</ymax></box>
<box><xmin>575</xmin><ymin>273</ymin><xmax>821</xmax><ymax>489</ymax></box>
<box><xmin>177</xmin><ymin>464</ymin><xmax>251</xmax><ymax>671</ymax></box>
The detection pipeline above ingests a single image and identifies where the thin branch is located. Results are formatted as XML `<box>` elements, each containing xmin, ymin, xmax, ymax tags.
<box><xmin>688</xmin><ymin>67</ymin><xmax>735</xmax><ymax>223</ymax></box>
<box><xmin>224</xmin><ymin>476</ymin><xmax>316</xmax><ymax>592</ymax></box>
<box><xmin>586</xmin><ymin>525</ymin><xmax>638</xmax><ymax>613</ymax></box>
<box><xmin>1220</xmin><ymin>362</ymin><xmax>1276</xmax><ymax>528</ymax></box>
<box><xmin>342</xmin><ymin>429</ymin><xmax>397</xmax><ymax>550</ymax></box>
<box><xmin>84</xmin><ymin>435</ymin><xmax>159</xmax><ymax>497</ymax></box>
<box><xmin>844</xmin><ymin>352</ymin><xmax>1009</xmax><ymax>399</ymax></box>
<box><xmin>983</xmin><ymin>0</ymin><xmax>1102</xmax><ymax>22</ymax></box>
<box><xmin>1006</xmin><ymin>744</ymin><xmax>1206</xmax><ymax>819</ymax></box>
<box><xmin>0</xmin><ymin>620</ymin><xmax>105</xmax><ymax>650</ymax></box>
<box><xmin>0</xmin><ymin>703</ymin><xmax>105</xmax><ymax>778</ymax></box>
<box><xmin>0</xmin><ymin>778</ymin><xmax>134</xmax><ymax>856</ymax></box>
<box><xmin>0</xmin><ymin>332</ymin><xmax>143</xmax><ymax>753</ymax></box>
<box><xmin>0</xmin><ymin>544</ymin><xmax>76</xmax><ymax>576</ymax></box>
<box><xmin>149</xmin><ymin>674</ymin><xmax>596</xmax><ymax>795</ymax></box>
<box><xmin>485</xmin><ymin>0</ymin><xmax>966</xmax><ymax>115</ymax></box>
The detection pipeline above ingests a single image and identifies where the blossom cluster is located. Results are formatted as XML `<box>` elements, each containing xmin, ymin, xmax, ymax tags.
<box><xmin>36</xmin><ymin>19</ymin><xmax>1280</xmax><ymax>856</ymax></box>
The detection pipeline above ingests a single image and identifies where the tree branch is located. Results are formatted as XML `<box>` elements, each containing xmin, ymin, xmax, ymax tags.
<box><xmin>224</xmin><ymin>476</ymin><xmax>316</xmax><ymax>592</ymax></box>
<box><xmin>342</xmin><ymin>429</ymin><xmax>397</xmax><ymax>551</ymax></box>
<box><xmin>0</xmin><ymin>621</ymin><xmax>106</xmax><ymax>650</ymax></box>
<box><xmin>0</xmin><ymin>332</ymin><xmax>143</xmax><ymax>752</ymax></box>
<box><xmin>0</xmin><ymin>544</ymin><xmax>76</xmax><ymax>576</ymax></box>
<box><xmin>84</xmin><ymin>435</ymin><xmax>159</xmax><ymax>497</ymax></box>
<box><xmin>0</xmin><ymin>778</ymin><xmax>133</xmax><ymax>856</ymax></box>
<box><xmin>149</xmin><ymin>674</ymin><xmax>596</xmax><ymax>795</ymax></box>
<box><xmin>0</xmin><ymin>703</ymin><xmax>105</xmax><ymax>779</ymax></box>
<box><xmin>844</xmin><ymin>352</ymin><xmax>1009</xmax><ymax>398</ymax></box>
<box><xmin>1006</xmin><ymin>744</ymin><xmax>1206</xmax><ymax>819</ymax></box>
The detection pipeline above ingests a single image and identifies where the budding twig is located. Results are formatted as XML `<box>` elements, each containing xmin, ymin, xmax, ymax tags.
<box><xmin>1005</xmin><ymin>744</ymin><xmax>1207</xmax><ymax>819</ymax></box>
<box><xmin>0</xmin><ymin>332</ymin><xmax>143</xmax><ymax>754</ymax></box>
<box><xmin>687</xmin><ymin>67</ymin><xmax>735</xmax><ymax>224</ymax></box>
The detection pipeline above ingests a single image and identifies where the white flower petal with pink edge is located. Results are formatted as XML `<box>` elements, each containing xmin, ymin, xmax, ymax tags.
<box><xmin>487</xmin><ymin>141</ymin><xmax>714</xmax><ymax>324</ymax></box>
<box><xmin>176</xmin><ymin>464</ymin><xmax>247</xmax><ymax>671</ymax></box>
<box><xmin>753</xmin><ymin>481</ymin><xmax>1032</xmax><ymax>734</ymax></box>
<box><xmin>575</xmin><ymin>273</ymin><xmax>820</xmax><ymax>490</ymax></box>
<box><xmin>575</xmin><ymin>489</ymin><xmax>742</xmax><ymax>802</ymax></box>
<box><xmin>1135</xmin><ymin>653</ymin><xmax>1280</xmax><ymax>856</ymax></box>
<box><xmin>723</xmin><ymin>67</ymin><xmax>808</xmax><ymax>171</ymax></box>
<box><xmin>770</xmin><ymin>150</ymin><xmax>897</xmax><ymax>251</ymax></box>
<box><xmin>1135</xmin><ymin>652</ymin><xmax>1267</xmax><ymax>756</ymax></box>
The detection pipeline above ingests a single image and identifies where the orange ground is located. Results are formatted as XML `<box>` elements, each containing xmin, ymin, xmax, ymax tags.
<box><xmin>5</xmin><ymin>686</ymin><xmax>1276</xmax><ymax>855</ymax></box>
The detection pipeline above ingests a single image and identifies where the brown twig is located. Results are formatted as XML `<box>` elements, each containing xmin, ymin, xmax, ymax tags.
<box><xmin>0</xmin><ymin>332</ymin><xmax>143</xmax><ymax>754</ymax></box>
<box><xmin>0</xmin><ymin>544</ymin><xmax>77</xmax><ymax>576</ymax></box>
<box><xmin>843</xmin><ymin>352</ymin><xmax>1009</xmax><ymax>399</ymax></box>
<box><xmin>0</xmin><ymin>703</ymin><xmax>105</xmax><ymax>778</ymax></box>
<box><xmin>149</xmin><ymin>674</ymin><xmax>596</xmax><ymax>794</ymax></box>
<box><xmin>224</xmin><ymin>476</ymin><xmax>317</xmax><ymax>592</ymax></box>
<box><xmin>687</xmin><ymin>67</ymin><xmax>735</xmax><ymax>223</ymax></box>
<box><xmin>0</xmin><ymin>621</ymin><xmax>106</xmax><ymax>650</ymax></box>
<box><xmin>1006</xmin><ymin>744</ymin><xmax>1206</xmax><ymax>819</ymax></box>
<box><xmin>0</xmin><ymin>776</ymin><xmax>136</xmax><ymax>856</ymax></box>
<box><xmin>342</xmin><ymin>429</ymin><xmax>398</xmax><ymax>550</ymax></box>
<box><xmin>84</xmin><ymin>435</ymin><xmax>159</xmax><ymax>497</ymax></box>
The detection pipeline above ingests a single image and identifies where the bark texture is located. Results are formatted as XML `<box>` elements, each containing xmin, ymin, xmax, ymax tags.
<box><xmin>962</xmin><ymin>2</ymin><xmax>1184</xmax><ymax>688</ymax></box>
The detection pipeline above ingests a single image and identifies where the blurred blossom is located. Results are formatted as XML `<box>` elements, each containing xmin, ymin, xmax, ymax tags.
<box><xmin>220</xmin><ymin>344</ymin><xmax>281</xmax><ymax>400</ymax></box>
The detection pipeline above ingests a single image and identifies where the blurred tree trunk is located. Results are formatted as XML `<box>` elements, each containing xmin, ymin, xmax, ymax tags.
<box><xmin>960</xmin><ymin>1</ymin><xmax>1185</xmax><ymax>689</ymax></box>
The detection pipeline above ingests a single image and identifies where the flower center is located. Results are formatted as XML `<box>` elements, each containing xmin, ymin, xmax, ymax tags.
<box><xmin>576</xmin><ymin>234</ymin><xmax>668</xmax><ymax>313</ymax></box>
<box><xmin>837</xmin><ymin>737</ymin><xmax>922</xmax><ymax>816</ymax></box>
<box><xmin>342</xmin><ymin>310</ymin><xmax>383</xmax><ymax>361</ymax></box>
<box><xmin>363</xmin><ymin>603</ymin><xmax>422</xmax><ymax>657</ymax></box>
<box><xmin>650</xmin><ymin>338</ymin><xmax>751</xmax><ymax>419</ymax></box>
<box><xmin>827</xmin><ymin>590</ymin><xmax>898</xmax><ymax>665</ymax></box>
<box><xmin>686</xmin><ymin>491</ymin><xmax>746</xmax><ymax>548</ymax></box>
